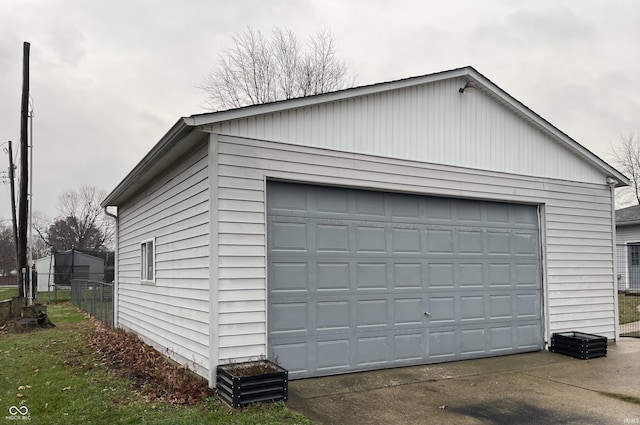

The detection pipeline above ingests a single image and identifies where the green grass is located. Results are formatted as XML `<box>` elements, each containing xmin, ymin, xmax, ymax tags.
<box><xmin>0</xmin><ymin>287</ymin><xmax>71</xmax><ymax>303</ymax></box>
<box><xmin>0</xmin><ymin>286</ymin><xmax>18</xmax><ymax>300</ymax></box>
<box><xmin>0</xmin><ymin>302</ymin><xmax>311</xmax><ymax>425</ymax></box>
<box><xmin>619</xmin><ymin>293</ymin><xmax>640</xmax><ymax>325</ymax></box>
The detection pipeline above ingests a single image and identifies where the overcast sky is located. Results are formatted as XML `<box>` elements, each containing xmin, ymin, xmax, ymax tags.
<box><xmin>1</xmin><ymin>0</ymin><xmax>639</xmax><ymax>221</ymax></box>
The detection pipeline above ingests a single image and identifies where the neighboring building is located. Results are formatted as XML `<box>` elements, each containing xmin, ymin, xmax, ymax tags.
<box><xmin>102</xmin><ymin>66</ymin><xmax>628</xmax><ymax>386</ymax></box>
<box><xmin>615</xmin><ymin>204</ymin><xmax>640</xmax><ymax>291</ymax></box>
<box><xmin>35</xmin><ymin>249</ymin><xmax>106</xmax><ymax>292</ymax></box>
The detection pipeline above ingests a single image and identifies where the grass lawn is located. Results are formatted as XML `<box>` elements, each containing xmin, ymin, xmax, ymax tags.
<box><xmin>0</xmin><ymin>301</ymin><xmax>311</xmax><ymax>425</ymax></box>
<box><xmin>0</xmin><ymin>287</ymin><xmax>71</xmax><ymax>303</ymax></box>
<box><xmin>0</xmin><ymin>286</ymin><xmax>18</xmax><ymax>300</ymax></box>
<box><xmin>619</xmin><ymin>293</ymin><xmax>640</xmax><ymax>325</ymax></box>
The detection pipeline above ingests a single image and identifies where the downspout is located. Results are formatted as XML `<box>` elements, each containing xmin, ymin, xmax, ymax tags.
<box><xmin>104</xmin><ymin>206</ymin><xmax>118</xmax><ymax>329</ymax></box>
<box><xmin>607</xmin><ymin>177</ymin><xmax>619</xmax><ymax>342</ymax></box>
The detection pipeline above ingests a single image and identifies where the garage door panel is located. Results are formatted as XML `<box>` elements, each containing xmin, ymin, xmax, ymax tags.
<box><xmin>426</xmin><ymin>229</ymin><xmax>454</xmax><ymax>253</ymax></box>
<box><xmin>357</xmin><ymin>336</ymin><xmax>389</xmax><ymax>366</ymax></box>
<box><xmin>356</xmin><ymin>263</ymin><xmax>388</xmax><ymax>289</ymax></box>
<box><xmin>316</xmin><ymin>224</ymin><xmax>350</xmax><ymax>252</ymax></box>
<box><xmin>393</xmin><ymin>263</ymin><xmax>423</xmax><ymax>288</ymax></box>
<box><xmin>458</xmin><ymin>230</ymin><xmax>484</xmax><ymax>254</ymax></box>
<box><xmin>427</xmin><ymin>296</ymin><xmax>456</xmax><ymax>323</ymax></box>
<box><xmin>316</xmin><ymin>301</ymin><xmax>350</xmax><ymax>331</ymax></box>
<box><xmin>516</xmin><ymin>323</ymin><xmax>542</xmax><ymax>349</ymax></box>
<box><xmin>271</xmin><ymin>341</ymin><xmax>309</xmax><ymax>374</ymax></box>
<box><xmin>355</xmin><ymin>226</ymin><xmax>387</xmax><ymax>252</ymax></box>
<box><xmin>392</xmin><ymin>228</ymin><xmax>422</xmax><ymax>253</ymax></box>
<box><xmin>354</xmin><ymin>191</ymin><xmax>386</xmax><ymax>217</ymax></box>
<box><xmin>460</xmin><ymin>328</ymin><xmax>486</xmax><ymax>355</ymax></box>
<box><xmin>317</xmin><ymin>262</ymin><xmax>350</xmax><ymax>291</ymax></box>
<box><xmin>515</xmin><ymin>232</ymin><xmax>539</xmax><ymax>255</ymax></box>
<box><xmin>394</xmin><ymin>332</ymin><xmax>426</xmax><ymax>361</ymax></box>
<box><xmin>271</xmin><ymin>222</ymin><xmax>308</xmax><ymax>251</ymax></box>
<box><xmin>270</xmin><ymin>262</ymin><xmax>308</xmax><ymax>292</ymax></box>
<box><xmin>487</xmin><ymin>232</ymin><xmax>511</xmax><ymax>254</ymax></box>
<box><xmin>426</xmin><ymin>263</ymin><xmax>455</xmax><ymax>288</ymax></box>
<box><xmin>270</xmin><ymin>302</ymin><xmax>308</xmax><ymax>334</ymax></box>
<box><xmin>489</xmin><ymin>326</ymin><xmax>513</xmax><ymax>351</ymax></box>
<box><xmin>356</xmin><ymin>299</ymin><xmax>389</xmax><ymax>328</ymax></box>
<box><xmin>393</xmin><ymin>298</ymin><xmax>423</xmax><ymax>326</ymax></box>
<box><xmin>315</xmin><ymin>186</ymin><xmax>349</xmax><ymax>214</ymax></box>
<box><xmin>428</xmin><ymin>329</ymin><xmax>457</xmax><ymax>358</ymax></box>
<box><xmin>391</xmin><ymin>196</ymin><xmax>421</xmax><ymax>219</ymax></box>
<box><xmin>267</xmin><ymin>181</ymin><xmax>542</xmax><ymax>379</ymax></box>
<box><xmin>317</xmin><ymin>339</ymin><xmax>351</xmax><ymax>371</ymax></box>
<box><xmin>516</xmin><ymin>263</ymin><xmax>539</xmax><ymax>286</ymax></box>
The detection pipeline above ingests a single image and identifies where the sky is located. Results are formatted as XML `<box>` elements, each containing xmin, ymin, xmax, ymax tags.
<box><xmin>1</xmin><ymin>0</ymin><xmax>639</xmax><ymax>221</ymax></box>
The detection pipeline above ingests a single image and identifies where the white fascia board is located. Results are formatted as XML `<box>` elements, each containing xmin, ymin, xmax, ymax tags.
<box><xmin>101</xmin><ymin>118</ymin><xmax>196</xmax><ymax>207</ymax></box>
<box><xmin>185</xmin><ymin>67</ymin><xmax>473</xmax><ymax>127</ymax></box>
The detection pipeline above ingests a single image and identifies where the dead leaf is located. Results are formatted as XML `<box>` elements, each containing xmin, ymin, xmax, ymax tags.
<box><xmin>438</xmin><ymin>405</ymin><xmax>447</xmax><ymax>410</ymax></box>
<box><xmin>45</xmin><ymin>381</ymin><xmax>52</xmax><ymax>386</ymax></box>
<box><xmin>16</xmin><ymin>393</ymin><xmax>23</xmax><ymax>398</ymax></box>
<box><xmin>17</xmin><ymin>385</ymin><xmax>25</xmax><ymax>390</ymax></box>
<box><xmin>62</xmin><ymin>386</ymin><xmax>71</xmax><ymax>391</ymax></box>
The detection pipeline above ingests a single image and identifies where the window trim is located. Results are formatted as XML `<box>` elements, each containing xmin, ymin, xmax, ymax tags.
<box><xmin>140</xmin><ymin>238</ymin><xmax>156</xmax><ymax>284</ymax></box>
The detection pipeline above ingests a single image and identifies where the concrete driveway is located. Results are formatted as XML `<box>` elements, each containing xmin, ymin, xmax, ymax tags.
<box><xmin>288</xmin><ymin>339</ymin><xmax>640</xmax><ymax>424</ymax></box>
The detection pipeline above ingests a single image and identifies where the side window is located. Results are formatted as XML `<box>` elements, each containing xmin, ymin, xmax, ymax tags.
<box><xmin>140</xmin><ymin>238</ymin><xmax>155</xmax><ymax>283</ymax></box>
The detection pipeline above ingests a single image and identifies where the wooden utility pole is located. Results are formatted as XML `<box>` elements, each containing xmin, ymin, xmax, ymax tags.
<box><xmin>7</xmin><ymin>141</ymin><xmax>19</xmax><ymax>276</ymax></box>
<box><xmin>18</xmin><ymin>41</ymin><xmax>30</xmax><ymax>298</ymax></box>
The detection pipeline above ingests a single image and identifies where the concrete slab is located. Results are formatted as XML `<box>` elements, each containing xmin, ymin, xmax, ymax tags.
<box><xmin>288</xmin><ymin>339</ymin><xmax>640</xmax><ymax>424</ymax></box>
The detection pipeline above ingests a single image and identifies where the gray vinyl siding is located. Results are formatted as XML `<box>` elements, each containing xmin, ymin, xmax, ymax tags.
<box><xmin>117</xmin><ymin>143</ymin><xmax>210</xmax><ymax>378</ymax></box>
<box><xmin>212</xmin><ymin>134</ymin><xmax>615</xmax><ymax>364</ymax></box>
<box><xmin>204</xmin><ymin>77</ymin><xmax>603</xmax><ymax>185</ymax></box>
<box><xmin>616</xmin><ymin>224</ymin><xmax>640</xmax><ymax>244</ymax></box>
<box><xmin>615</xmin><ymin>225</ymin><xmax>640</xmax><ymax>290</ymax></box>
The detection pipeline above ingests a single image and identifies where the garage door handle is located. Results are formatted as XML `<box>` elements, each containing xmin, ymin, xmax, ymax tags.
<box><xmin>424</xmin><ymin>311</ymin><xmax>431</xmax><ymax>316</ymax></box>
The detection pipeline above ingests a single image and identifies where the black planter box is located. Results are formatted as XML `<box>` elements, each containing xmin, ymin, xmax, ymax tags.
<box><xmin>216</xmin><ymin>360</ymin><xmax>288</xmax><ymax>408</ymax></box>
<box><xmin>550</xmin><ymin>331</ymin><xmax>607</xmax><ymax>360</ymax></box>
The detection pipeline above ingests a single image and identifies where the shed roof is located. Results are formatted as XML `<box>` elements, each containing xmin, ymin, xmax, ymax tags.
<box><xmin>616</xmin><ymin>204</ymin><xmax>640</xmax><ymax>226</ymax></box>
<box><xmin>102</xmin><ymin>66</ymin><xmax>629</xmax><ymax>208</ymax></box>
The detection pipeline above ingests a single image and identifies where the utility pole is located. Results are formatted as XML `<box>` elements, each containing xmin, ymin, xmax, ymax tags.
<box><xmin>18</xmin><ymin>41</ymin><xmax>30</xmax><ymax>299</ymax></box>
<box><xmin>8</xmin><ymin>141</ymin><xmax>18</xmax><ymax>276</ymax></box>
<box><xmin>28</xmin><ymin>96</ymin><xmax>34</xmax><ymax>300</ymax></box>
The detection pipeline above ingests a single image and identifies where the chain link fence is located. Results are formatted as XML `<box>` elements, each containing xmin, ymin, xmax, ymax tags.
<box><xmin>70</xmin><ymin>279</ymin><xmax>114</xmax><ymax>328</ymax></box>
<box><xmin>617</xmin><ymin>243</ymin><xmax>640</xmax><ymax>337</ymax></box>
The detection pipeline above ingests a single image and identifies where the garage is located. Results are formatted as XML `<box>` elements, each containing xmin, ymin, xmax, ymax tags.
<box><xmin>104</xmin><ymin>66</ymin><xmax>626</xmax><ymax>386</ymax></box>
<box><xmin>267</xmin><ymin>181</ymin><xmax>543</xmax><ymax>379</ymax></box>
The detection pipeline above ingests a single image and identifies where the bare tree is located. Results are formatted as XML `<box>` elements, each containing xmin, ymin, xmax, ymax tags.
<box><xmin>32</xmin><ymin>186</ymin><xmax>114</xmax><ymax>254</ymax></box>
<box><xmin>200</xmin><ymin>27</ymin><xmax>354</xmax><ymax>111</ymax></box>
<box><xmin>0</xmin><ymin>220</ymin><xmax>17</xmax><ymax>275</ymax></box>
<box><xmin>611</xmin><ymin>134</ymin><xmax>640</xmax><ymax>206</ymax></box>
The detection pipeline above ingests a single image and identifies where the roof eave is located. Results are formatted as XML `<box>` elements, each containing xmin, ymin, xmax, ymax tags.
<box><xmin>186</xmin><ymin>66</ymin><xmax>474</xmax><ymax>126</ymax></box>
<box><xmin>462</xmin><ymin>68</ymin><xmax>630</xmax><ymax>187</ymax></box>
<box><xmin>101</xmin><ymin>118</ymin><xmax>194</xmax><ymax>207</ymax></box>
<box><xmin>616</xmin><ymin>220</ymin><xmax>640</xmax><ymax>227</ymax></box>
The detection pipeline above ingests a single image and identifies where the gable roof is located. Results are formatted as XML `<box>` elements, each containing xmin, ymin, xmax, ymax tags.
<box><xmin>102</xmin><ymin>66</ymin><xmax>629</xmax><ymax>208</ymax></box>
<box><xmin>616</xmin><ymin>204</ymin><xmax>640</xmax><ymax>226</ymax></box>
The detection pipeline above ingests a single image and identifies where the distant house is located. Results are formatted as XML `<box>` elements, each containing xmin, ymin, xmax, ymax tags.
<box><xmin>103</xmin><ymin>66</ymin><xmax>628</xmax><ymax>386</ymax></box>
<box><xmin>34</xmin><ymin>249</ymin><xmax>106</xmax><ymax>292</ymax></box>
<box><xmin>615</xmin><ymin>204</ymin><xmax>640</xmax><ymax>291</ymax></box>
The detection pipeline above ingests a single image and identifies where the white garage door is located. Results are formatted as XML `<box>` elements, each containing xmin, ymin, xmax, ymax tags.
<box><xmin>267</xmin><ymin>181</ymin><xmax>542</xmax><ymax>379</ymax></box>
